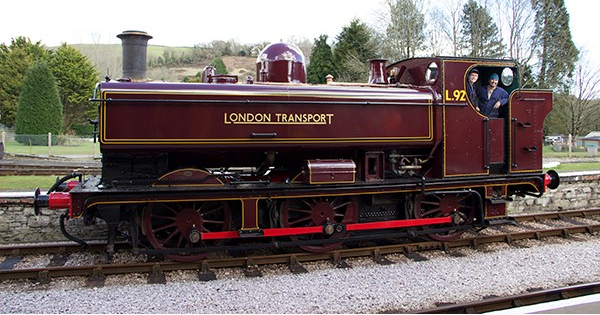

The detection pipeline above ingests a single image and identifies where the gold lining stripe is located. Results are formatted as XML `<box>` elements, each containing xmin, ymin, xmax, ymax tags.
<box><xmin>83</xmin><ymin>181</ymin><xmax>541</xmax><ymax>210</ymax></box>
<box><xmin>100</xmin><ymin>87</ymin><xmax>435</xmax><ymax>101</ymax></box>
<box><xmin>100</xmin><ymin>90</ymin><xmax>435</xmax><ymax>144</ymax></box>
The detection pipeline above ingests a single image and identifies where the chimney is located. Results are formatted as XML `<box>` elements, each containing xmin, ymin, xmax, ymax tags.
<box><xmin>368</xmin><ymin>59</ymin><xmax>388</xmax><ymax>84</ymax></box>
<box><xmin>117</xmin><ymin>30</ymin><xmax>152</xmax><ymax>81</ymax></box>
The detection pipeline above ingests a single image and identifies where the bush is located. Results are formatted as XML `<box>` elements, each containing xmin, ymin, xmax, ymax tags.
<box><xmin>14</xmin><ymin>62</ymin><xmax>63</xmax><ymax>145</ymax></box>
<box><xmin>69</xmin><ymin>122</ymin><xmax>95</xmax><ymax>136</ymax></box>
<box><xmin>210</xmin><ymin>57</ymin><xmax>227</xmax><ymax>74</ymax></box>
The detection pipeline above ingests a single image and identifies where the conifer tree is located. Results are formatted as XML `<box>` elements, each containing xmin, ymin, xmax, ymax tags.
<box><xmin>460</xmin><ymin>0</ymin><xmax>505</xmax><ymax>58</ymax></box>
<box><xmin>14</xmin><ymin>62</ymin><xmax>63</xmax><ymax>145</ymax></box>
<box><xmin>333</xmin><ymin>19</ymin><xmax>378</xmax><ymax>82</ymax></box>
<box><xmin>211</xmin><ymin>57</ymin><xmax>228</xmax><ymax>74</ymax></box>
<box><xmin>531</xmin><ymin>0</ymin><xmax>578</xmax><ymax>90</ymax></box>
<box><xmin>307</xmin><ymin>35</ymin><xmax>336</xmax><ymax>84</ymax></box>
<box><xmin>383</xmin><ymin>0</ymin><xmax>425</xmax><ymax>60</ymax></box>
<box><xmin>49</xmin><ymin>43</ymin><xmax>99</xmax><ymax>134</ymax></box>
<box><xmin>0</xmin><ymin>37</ymin><xmax>49</xmax><ymax>127</ymax></box>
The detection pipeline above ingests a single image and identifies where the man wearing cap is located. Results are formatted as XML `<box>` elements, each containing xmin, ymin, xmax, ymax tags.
<box><xmin>466</xmin><ymin>68</ymin><xmax>479</xmax><ymax>110</ymax></box>
<box><xmin>476</xmin><ymin>73</ymin><xmax>509</xmax><ymax>118</ymax></box>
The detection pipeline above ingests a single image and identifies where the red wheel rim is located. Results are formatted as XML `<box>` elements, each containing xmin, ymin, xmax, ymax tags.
<box><xmin>143</xmin><ymin>201</ymin><xmax>231</xmax><ymax>261</ymax></box>
<box><xmin>420</xmin><ymin>192</ymin><xmax>477</xmax><ymax>241</ymax></box>
<box><xmin>280</xmin><ymin>196</ymin><xmax>358</xmax><ymax>252</ymax></box>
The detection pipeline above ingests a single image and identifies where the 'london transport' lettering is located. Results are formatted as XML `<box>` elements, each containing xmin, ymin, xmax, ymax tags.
<box><xmin>224</xmin><ymin>112</ymin><xmax>334</xmax><ymax>125</ymax></box>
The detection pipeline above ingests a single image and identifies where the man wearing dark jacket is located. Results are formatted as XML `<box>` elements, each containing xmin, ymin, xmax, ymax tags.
<box><xmin>476</xmin><ymin>73</ymin><xmax>509</xmax><ymax>118</ymax></box>
<box><xmin>466</xmin><ymin>68</ymin><xmax>479</xmax><ymax>110</ymax></box>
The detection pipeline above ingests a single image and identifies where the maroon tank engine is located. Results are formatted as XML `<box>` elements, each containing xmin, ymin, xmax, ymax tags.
<box><xmin>34</xmin><ymin>31</ymin><xmax>559</xmax><ymax>261</ymax></box>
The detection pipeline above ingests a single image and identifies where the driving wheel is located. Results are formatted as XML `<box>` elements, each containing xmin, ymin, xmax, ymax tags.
<box><xmin>280</xmin><ymin>196</ymin><xmax>358</xmax><ymax>252</ymax></box>
<box><xmin>419</xmin><ymin>192</ymin><xmax>478</xmax><ymax>241</ymax></box>
<box><xmin>143</xmin><ymin>200</ymin><xmax>231</xmax><ymax>261</ymax></box>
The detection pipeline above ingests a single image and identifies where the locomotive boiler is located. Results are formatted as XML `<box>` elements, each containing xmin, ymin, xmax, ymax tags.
<box><xmin>34</xmin><ymin>31</ymin><xmax>559</xmax><ymax>261</ymax></box>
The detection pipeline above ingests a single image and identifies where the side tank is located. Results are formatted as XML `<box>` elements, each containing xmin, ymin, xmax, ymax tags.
<box><xmin>96</xmin><ymin>43</ymin><xmax>439</xmax><ymax>183</ymax></box>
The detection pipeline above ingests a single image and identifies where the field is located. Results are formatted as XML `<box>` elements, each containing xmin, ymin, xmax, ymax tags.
<box><xmin>71</xmin><ymin>44</ymin><xmax>257</xmax><ymax>82</ymax></box>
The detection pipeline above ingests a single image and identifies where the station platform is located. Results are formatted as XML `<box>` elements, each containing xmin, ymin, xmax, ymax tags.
<box><xmin>486</xmin><ymin>293</ymin><xmax>600</xmax><ymax>314</ymax></box>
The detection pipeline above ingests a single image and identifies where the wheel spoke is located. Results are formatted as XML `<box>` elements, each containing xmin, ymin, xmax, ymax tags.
<box><xmin>457</xmin><ymin>194</ymin><xmax>470</xmax><ymax>203</ymax></box>
<box><xmin>151</xmin><ymin>214</ymin><xmax>177</xmax><ymax>221</ymax></box>
<box><xmin>332</xmin><ymin>200</ymin><xmax>352</xmax><ymax>211</ymax></box>
<box><xmin>300</xmin><ymin>199</ymin><xmax>316</xmax><ymax>208</ymax></box>
<box><xmin>290</xmin><ymin>216</ymin><xmax>313</xmax><ymax>226</ymax></box>
<box><xmin>200</xmin><ymin>205</ymin><xmax>224</xmax><ymax>217</ymax></box>
<box><xmin>160</xmin><ymin>203</ymin><xmax>179</xmax><ymax>216</ymax></box>
<box><xmin>421</xmin><ymin>209</ymin><xmax>441</xmax><ymax>217</ymax></box>
<box><xmin>202</xmin><ymin>219</ymin><xmax>225</xmax><ymax>225</ymax></box>
<box><xmin>152</xmin><ymin>222</ymin><xmax>177</xmax><ymax>233</ymax></box>
<box><xmin>176</xmin><ymin>234</ymin><xmax>184</xmax><ymax>248</ymax></box>
<box><xmin>288</xmin><ymin>207</ymin><xmax>312</xmax><ymax>215</ymax></box>
<box><xmin>421</xmin><ymin>200</ymin><xmax>441</xmax><ymax>207</ymax></box>
<box><xmin>160</xmin><ymin>229</ymin><xmax>180</xmax><ymax>246</ymax></box>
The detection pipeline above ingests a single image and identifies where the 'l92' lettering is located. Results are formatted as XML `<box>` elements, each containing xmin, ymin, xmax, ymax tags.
<box><xmin>445</xmin><ymin>89</ymin><xmax>467</xmax><ymax>102</ymax></box>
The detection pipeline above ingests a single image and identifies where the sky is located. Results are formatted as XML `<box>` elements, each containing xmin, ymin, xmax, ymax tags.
<box><xmin>0</xmin><ymin>0</ymin><xmax>596</xmax><ymax>63</ymax></box>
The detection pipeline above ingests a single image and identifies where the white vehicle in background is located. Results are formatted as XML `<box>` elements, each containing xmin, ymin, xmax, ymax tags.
<box><xmin>545</xmin><ymin>135</ymin><xmax>564</xmax><ymax>145</ymax></box>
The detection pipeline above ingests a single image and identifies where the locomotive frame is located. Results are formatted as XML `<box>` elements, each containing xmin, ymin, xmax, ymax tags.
<box><xmin>34</xmin><ymin>36</ymin><xmax>559</xmax><ymax>261</ymax></box>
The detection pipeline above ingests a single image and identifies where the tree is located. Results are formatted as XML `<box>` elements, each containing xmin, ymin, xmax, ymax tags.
<box><xmin>285</xmin><ymin>36</ymin><xmax>314</xmax><ymax>64</ymax></box>
<box><xmin>49</xmin><ymin>43</ymin><xmax>99</xmax><ymax>135</ymax></box>
<box><xmin>333</xmin><ymin>18</ymin><xmax>379</xmax><ymax>82</ymax></box>
<box><xmin>382</xmin><ymin>0</ymin><xmax>426</xmax><ymax>60</ymax></box>
<box><xmin>0</xmin><ymin>37</ymin><xmax>50</xmax><ymax>127</ymax></box>
<box><xmin>485</xmin><ymin>0</ymin><xmax>537</xmax><ymax>89</ymax></box>
<box><xmin>459</xmin><ymin>0</ymin><xmax>505</xmax><ymax>58</ymax></box>
<box><xmin>210</xmin><ymin>57</ymin><xmax>227</xmax><ymax>74</ymax></box>
<box><xmin>307</xmin><ymin>35</ymin><xmax>336</xmax><ymax>84</ymax></box>
<box><xmin>531</xmin><ymin>0</ymin><xmax>578</xmax><ymax>90</ymax></box>
<box><xmin>14</xmin><ymin>62</ymin><xmax>63</xmax><ymax>145</ymax></box>
<box><xmin>430</xmin><ymin>0</ymin><xmax>463</xmax><ymax>56</ymax></box>
<box><xmin>500</xmin><ymin>0</ymin><xmax>535</xmax><ymax>63</ymax></box>
<box><xmin>545</xmin><ymin>50</ymin><xmax>600</xmax><ymax>138</ymax></box>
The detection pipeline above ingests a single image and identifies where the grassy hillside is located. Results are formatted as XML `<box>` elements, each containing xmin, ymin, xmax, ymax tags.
<box><xmin>71</xmin><ymin>44</ymin><xmax>257</xmax><ymax>82</ymax></box>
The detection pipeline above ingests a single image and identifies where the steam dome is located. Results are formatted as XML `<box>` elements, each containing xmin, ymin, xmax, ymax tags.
<box><xmin>256</xmin><ymin>43</ymin><xmax>307</xmax><ymax>83</ymax></box>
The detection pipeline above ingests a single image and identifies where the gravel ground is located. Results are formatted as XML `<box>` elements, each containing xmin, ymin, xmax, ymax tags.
<box><xmin>1</xmin><ymin>235</ymin><xmax>599</xmax><ymax>314</ymax></box>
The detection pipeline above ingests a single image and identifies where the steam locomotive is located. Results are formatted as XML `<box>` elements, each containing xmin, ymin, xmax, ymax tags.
<box><xmin>34</xmin><ymin>31</ymin><xmax>559</xmax><ymax>261</ymax></box>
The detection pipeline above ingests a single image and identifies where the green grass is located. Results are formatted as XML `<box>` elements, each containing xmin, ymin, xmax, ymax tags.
<box><xmin>542</xmin><ymin>144</ymin><xmax>593</xmax><ymax>157</ymax></box>
<box><xmin>3</xmin><ymin>139</ymin><xmax>99</xmax><ymax>157</ymax></box>
<box><xmin>0</xmin><ymin>176</ymin><xmax>58</xmax><ymax>191</ymax></box>
<box><xmin>544</xmin><ymin>162</ymin><xmax>600</xmax><ymax>172</ymax></box>
<box><xmin>1</xmin><ymin>139</ymin><xmax>99</xmax><ymax>190</ymax></box>
<box><xmin>147</xmin><ymin>45</ymin><xmax>192</xmax><ymax>59</ymax></box>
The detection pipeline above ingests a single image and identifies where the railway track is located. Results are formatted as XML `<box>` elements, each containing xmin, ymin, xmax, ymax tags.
<box><xmin>1</xmin><ymin>209</ymin><xmax>599</xmax><ymax>286</ymax></box>
<box><xmin>0</xmin><ymin>164</ymin><xmax>101</xmax><ymax>176</ymax></box>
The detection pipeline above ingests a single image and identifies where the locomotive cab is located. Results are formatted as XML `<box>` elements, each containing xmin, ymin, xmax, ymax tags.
<box><xmin>389</xmin><ymin>57</ymin><xmax>551</xmax><ymax>177</ymax></box>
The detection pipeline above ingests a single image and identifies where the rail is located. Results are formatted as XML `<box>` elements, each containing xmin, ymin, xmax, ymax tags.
<box><xmin>1</xmin><ymin>209</ymin><xmax>599</xmax><ymax>285</ymax></box>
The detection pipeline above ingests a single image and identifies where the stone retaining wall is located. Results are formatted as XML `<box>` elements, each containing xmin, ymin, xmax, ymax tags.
<box><xmin>0</xmin><ymin>199</ymin><xmax>107</xmax><ymax>243</ymax></box>
<box><xmin>508</xmin><ymin>172</ymin><xmax>600</xmax><ymax>213</ymax></box>
<box><xmin>1</xmin><ymin>172</ymin><xmax>599</xmax><ymax>244</ymax></box>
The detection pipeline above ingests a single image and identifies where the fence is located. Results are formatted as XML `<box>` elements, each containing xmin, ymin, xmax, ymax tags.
<box><xmin>0</xmin><ymin>130</ymin><xmax>99</xmax><ymax>159</ymax></box>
